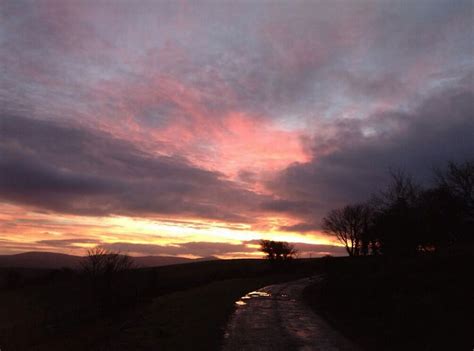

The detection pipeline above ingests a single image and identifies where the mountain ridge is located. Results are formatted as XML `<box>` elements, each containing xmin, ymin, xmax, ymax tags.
<box><xmin>0</xmin><ymin>251</ymin><xmax>219</xmax><ymax>269</ymax></box>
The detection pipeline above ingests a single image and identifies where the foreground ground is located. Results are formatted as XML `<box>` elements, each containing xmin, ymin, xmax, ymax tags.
<box><xmin>223</xmin><ymin>276</ymin><xmax>356</xmax><ymax>351</ymax></box>
<box><xmin>303</xmin><ymin>253</ymin><xmax>474</xmax><ymax>351</ymax></box>
<box><xmin>1</xmin><ymin>254</ymin><xmax>472</xmax><ymax>350</ymax></box>
<box><xmin>0</xmin><ymin>259</ymin><xmax>322</xmax><ymax>350</ymax></box>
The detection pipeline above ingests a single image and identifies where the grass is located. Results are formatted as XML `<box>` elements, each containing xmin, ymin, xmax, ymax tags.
<box><xmin>109</xmin><ymin>273</ymin><xmax>304</xmax><ymax>351</ymax></box>
<box><xmin>4</xmin><ymin>255</ymin><xmax>471</xmax><ymax>350</ymax></box>
<box><xmin>0</xmin><ymin>258</ymin><xmax>322</xmax><ymax>350</ymax></box>
<box><xmin>303</xmin><ymin>254</ymin><xmax>474</xmax><ymax>351</ymax></box>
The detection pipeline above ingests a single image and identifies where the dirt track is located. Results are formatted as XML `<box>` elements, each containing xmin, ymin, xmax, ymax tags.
<box><xmin>222</xmin><ymin>277</ymin><xmax>357</xmax><ymax>351</ymax></box>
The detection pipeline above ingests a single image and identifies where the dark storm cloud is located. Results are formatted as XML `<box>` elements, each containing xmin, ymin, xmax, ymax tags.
<box><xmin>279</xmin><ymin>223</ymin><xmax>321</xmax><ymax>233</ymax></box>
<box><xmin>259</xmin><ymin>199</ymin><xmax>315</xmax><ymax>215</ymax></box>
<box><xmin>0</xmin><ymin>161</ymin><xmax>115</xmax><ymax>216</ymax></box>
<box><xmin>0</xmin><ymin>114</ymin><xmax>264</xmax><ymax>220</ymax></box>
<box><xmin>269</xmin><ymin>82</ymin><xmax>474</xmax><ymax>229</ymax></box>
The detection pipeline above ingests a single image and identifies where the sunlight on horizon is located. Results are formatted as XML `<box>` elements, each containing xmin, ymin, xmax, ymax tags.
<box><xmin>0</xmin><ymin>203</ymin><xmax>338</xmax><ymax>257</ymax></box>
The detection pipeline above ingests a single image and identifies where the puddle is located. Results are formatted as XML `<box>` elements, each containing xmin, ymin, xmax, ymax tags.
<box><xmin>247</xmin><ymin>291</ymin><xmax>271</xmax><ymax>298</ymax></box>
<box><xmin>235</xmin><ymin>290</ymin><xmax>271</xmax><ymax>306</ymax></box>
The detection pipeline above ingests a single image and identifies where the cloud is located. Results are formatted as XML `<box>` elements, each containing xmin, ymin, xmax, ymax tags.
<box><xmin>0</xmin><ymin>0</ymin><xmax>473</xmax><ymax>251</ymax></box>
<box><xmin>259</xmin><ymin>199</ymin><xmax>315</xmax><ymax>215</ymax></box>
<box><xmin>0</xmin><ymin>114</ymin><xmax>265</xmax><ymax>221</ymax></box>
<box><xmin>279</xmin><ymin>223</ymin><xmax>320</xmax><ymax>233</ymax></box>
<box><xmin>97</xmin><ymin>240</ymin><xmax>346</xmax><ymax>258</ymax></box>
<box><xmin>100</xmin><ymin>241</ymin><xmax>253</xmax><ymax>257</ymax></box>
<box><xmin>267</xmin><ymin>82</ymin><xmax>474</xmax><ymax>228</ymax></box>
<box><xmin>36</xmin><ymin>238</ymin><xmax>99</xmax><ymax>248</ymax></box>
<box><xmin>31</xmin><ymin>239</ymin><xmax>256</xmax><ymax>257</ymax></box>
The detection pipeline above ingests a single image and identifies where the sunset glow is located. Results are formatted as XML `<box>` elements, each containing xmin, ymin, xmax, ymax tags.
<box><xmin>1</xmin><ymin>0</ymin><xmax>472</xmax><ymax>258</ymax></box>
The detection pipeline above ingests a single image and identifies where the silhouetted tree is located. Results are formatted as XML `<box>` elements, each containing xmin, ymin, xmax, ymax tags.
<box><xmin>259</xmin><ymin>240</ymin><xmax>297</xmax><ymax>260</ymax></box>
<box><xmin>437</xmin><ymin>161</ymin><xmax>474</xmax><ymax>211</ymax></box>
<box><xmin>416</xmin><ymin>185</ymin><xmax>460</xmax><ymax>251</ymax></box>
<box><xmin>81</xmin><ymin>247</ymin><xmax>136</xmax><ymax>312</ymax></box>
<box><xmin>375</xmin><ymin>169</ymin><xmax>420</xmax><ymax>208</ymax></box>
<box><xmin>322</xmin><ymin>161</ymin><xmax>473</xmax><ymax>258</ymax></box>
<box><xmin>371</xmin><ymin>170</ymin><xmax>423</xmax><ymax>256</ymax></box>
<box><xmin>322</xmin><ymin>204</ymin><xmax>372</xmax><ymax>256</ymax></box>
<box><xmin>432</xmin><ymin>160</ymin><xmax>474</xmax><ymax>247</ymax></box>
<box><xmin>81</xmin><ymin>247</ymin><xmax>134</xmax><ymax>279</ymax></box>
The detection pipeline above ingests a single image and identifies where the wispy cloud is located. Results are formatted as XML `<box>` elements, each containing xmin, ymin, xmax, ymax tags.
<box><xmin>0</xmin><ymin>0</ymin><xmax>472</xmax><ymax>256</ymax></box>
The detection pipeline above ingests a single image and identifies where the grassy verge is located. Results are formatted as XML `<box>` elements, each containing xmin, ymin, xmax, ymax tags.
<box><xmin>0</xmin><ymin>259</ymin><xmax>321</xmax><ymax>350</ymax></box>
<box><xmin>109</xmin><ymin>273</ymin><xmax>304</xmax><ymax>351</ymax></box>
<box><xmin>303</xmin><ymin>254</ymin><xmax>474</xmax><ymax>351</ymax></box>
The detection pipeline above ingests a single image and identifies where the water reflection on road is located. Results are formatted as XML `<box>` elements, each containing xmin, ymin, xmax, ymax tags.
<box><xmin>235</xmin><ymin>290</ymin><xmax>272</xmax><ymax>306</ymax></box>
<box><xmin>223</xmin><ymin>277</ymin><xmax>357</xmax><ymax>351</ymax></box>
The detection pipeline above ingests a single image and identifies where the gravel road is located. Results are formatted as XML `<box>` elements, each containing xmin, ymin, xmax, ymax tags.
<box><xmin>222</xmin><ymin>276</ymin><xmax>357</xmax><ymax>351</ymax></box>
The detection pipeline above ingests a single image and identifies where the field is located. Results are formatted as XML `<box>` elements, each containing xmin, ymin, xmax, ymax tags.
<box><xmin>0</xmin><ymin>258</ymin><xmax>323</xmax><ymax>351</ymax></box>
<box><xmin>3</xmin><ymin>254</ymin><xmax>472</xmax><ymax>351</ymax></box>
<box><xmin>303</xmin><ymin>253</ymin><xmax>474</xmax><ymax>351</ymax></box>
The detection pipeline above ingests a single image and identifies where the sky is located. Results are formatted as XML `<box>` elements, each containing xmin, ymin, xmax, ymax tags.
<box><xmin>0</xmin><ymin>0</ymin><xmax>473</xmax><ymax>258</ymax></box>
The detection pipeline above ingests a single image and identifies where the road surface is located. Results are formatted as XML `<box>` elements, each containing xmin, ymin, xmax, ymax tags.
<box><xmin>222</xmin><ymin>277</ymin><xmax>357</xmax><ymax>351</ymax></box>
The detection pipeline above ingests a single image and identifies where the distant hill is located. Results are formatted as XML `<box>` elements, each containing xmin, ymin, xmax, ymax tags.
<box><xmin>0</xmin><ymin>252</ymin><xmax>219</xmax><ymax>269</ymax></box>
<box><xmin>0</xmin><ymin>252</ymin><xmax>82</xmax><ymax>269</ymax></box>
<box><xmin>133</xmin><ymin>255</ymin><xmax>192</xmax><ymax>267</ymax></box>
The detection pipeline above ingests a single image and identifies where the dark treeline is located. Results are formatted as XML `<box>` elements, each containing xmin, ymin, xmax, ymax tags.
<box><xmin>322</xmin><ymin>160</ymin><xmax>473</xmax><ymax>257</ymax></box>
<box><xmin>259</xmin><ymin>239</ymin><xmax>297</xmax><ymax>261</ymax></box>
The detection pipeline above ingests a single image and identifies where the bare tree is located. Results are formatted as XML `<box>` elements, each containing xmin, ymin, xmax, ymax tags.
<box><xmin>259</xmin><ymin>240</ymin><xmax>297</xmax><ymax>260</ymax></box>
<box><xmin>81</xmin><ymin>247</ymin><xmax>136</xmax><ymax>313</ymax></box>
<box><xmin>322</xmin><ymin>204</ymin><xmax>371</xmax><ymax>256</ymax></box>
<box><xmin>436</xmin><ymin>161</ymin><xmax>474</xmax><ymax>215</ymax></box>
<box><xmin>81</xmin><ymin>246</ymin><xmax>134</xmax><ymax>279</ymax></box>
<box><xmin>433</xmin><ymin>160</ymin><xmax>474</xmax><ymax>246</ymax></box>
<box><xmin>375</xmin><ymin>169</ymin><xmax>420</xmax><ymax>209</ymax></box>
<box><xmin>372</xmin><ymin>170</ymin><xmax>424</xmax><ymax>256</ymax></box>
